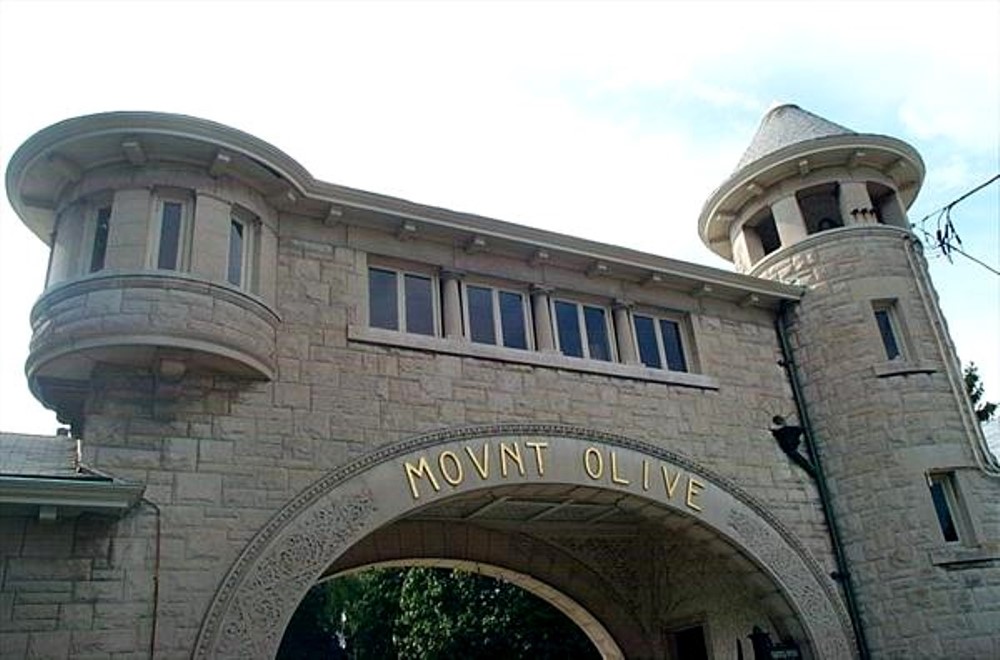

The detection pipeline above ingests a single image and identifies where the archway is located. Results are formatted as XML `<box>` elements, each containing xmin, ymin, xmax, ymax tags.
<box><xmin>194</xmin><ymin>424</ymin><xmax>854</xmax><ymax>658</ymax></box>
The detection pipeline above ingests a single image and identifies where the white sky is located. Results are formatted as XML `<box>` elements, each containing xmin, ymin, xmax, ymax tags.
<box><xmin>1</xmin><ymin>0</ymin><xmax>998</xmax><ymax>450</ymax></box>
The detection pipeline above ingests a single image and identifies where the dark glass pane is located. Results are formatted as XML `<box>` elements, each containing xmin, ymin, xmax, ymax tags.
<box><xmin>584</xmin><ymin>306</ymin><xmax>611</xmax><ymax>361</ymax></box>
<box><xmin>874</xmin><ymin>309</ymin><xmax>901</xmax><ymax>360</ymax></box>
<box><xmin>499</xmin><ymin>291</ymin><xmax>527</xmax><ymax>349</ymax></box>
<box><xmin>634</xmin><ymin>315</ymin><xmax>661</xmax><ymax>368</ymax></box>
<box><xmin>157</xmin><ymin>201</ymin><xmax>182</xmax><ymax>270</ymax></box>
<box><xmin>405</xmin><ymin>274</ymin><xmax>434</xmax><ymax>336</ymax></box>
<box><xmin>369</xmin><ymin>268</ymin><xmax>398</xmax><ymax>330</ymax></box>
<box><xmin>929</xmin><ymin>480</ymin><xmax>959</xmax><ymax>542</ymax></box>
<box><xmin>660</xmin><ymin>319</ymin><xmax>688</xmax><ymax>372</ymax></box>
<box><xmin>89</xmin><ymin>206</ymin><xmax>111</xmax><ymax>273</ymax></box>
<box><xmin>467</xmin><ymin>285</ymin><xmax>496</xmax><ymax>344</ymax></box>
<box><xmin>555</xmin><ymin>301</ymin><xmax>583</xmax><ymax>358</ymax></box>
<box><xmin>227</xmin><ymin>220</ymin><xmax>244</xmax><ymax>286</ymax></box>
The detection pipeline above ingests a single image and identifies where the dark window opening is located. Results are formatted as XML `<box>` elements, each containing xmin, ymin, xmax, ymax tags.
<box><xmin>797</xmin><ymin>183</ymin><xmax>843</xmax><ymax>234</ymax></box>
<box><xmin>89</xmin><ymin>206</ymin><xmax>111</xmax><ymax>273</ymax></box>
<box><xmin>874</xmin><ymin>307</ymin><xmax>901</xmax><ymax>360</ymax></box>
<box><xmin>369</xmin><ymin>268</ymin><xmax>398</xmax><ymax>330</ymax></box>
<box><xmin>227</xmin><ymin>220</ymin><xmax>244</xmax><ymax>286</ymax></box>
<box><xmin>157</xmin><ymin>201</ymin><xmax>183</xmax><ymax>270</ymax></box>
<box><xmin>404</xmin><ymin>274</ymin><xmax>434</xmax><ymax>336</ymax></box>
<box><xmin>635</xmin><ymin>315</ymin><xmax>661</xmax><ymax>368</ymax></box>
<box><xmin>668</xmin><ymin>625</ymin><xmax>708</xmax><ymax>660</ymax></box>
<box><xmin>661</xmin><ymin>319</ymin><xmax>688</xmax><ymax>372</ymax></box>
<box><xmin>583</xmin><ymin>306</ymin><xmax>611</xmax><ymax>361</ymax></box>
<box><xmin>928</xmin><ymin>474</ymin><xmax>960</xmax><ymax>543</ymax></box>
<box><xmin>555</xmin><ymin>300</ymin><xmax>583</xmax><ymax>358</ymax></box>
<box><xmin>747</xmin><ymin>210</ymin><xmax>781</xmax><ymax>256</ymax></box>
<box><xmin>467</xmin><ymin>285</ymin><xmax>496</xmax><ymax>344</ymax></box>
<box><xmin>868</xmin><ymin>182</ymin><xmax>907</xmax><ymax>228</ymax></box>
<box><xmin>498</xmin><ymin>291</ymin><xmax>528</xmax><ymax>349</ymax></box>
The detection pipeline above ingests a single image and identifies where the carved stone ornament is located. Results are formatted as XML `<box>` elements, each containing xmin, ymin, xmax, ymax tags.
<box><xmin>194</xmin><ymin>423</ymin><xmax>854</xmax><ymax>659</ymax></box>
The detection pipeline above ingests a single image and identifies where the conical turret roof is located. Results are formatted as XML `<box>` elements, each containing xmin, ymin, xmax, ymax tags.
<box><xmin>735</xmin><ymin>104</ymin><xmax>854</xmax><ymax>171</ymax></box>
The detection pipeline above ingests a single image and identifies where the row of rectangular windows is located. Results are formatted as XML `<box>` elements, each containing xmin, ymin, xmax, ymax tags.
<box><xmin>368</xmin><ymin>266</ymin><xmax>690</xmax><ymax>372</ymax></box>
<box><xmin>82</xmin><ymin>197</ymin><xmax>253</xmax><ymax>289</ymax></box>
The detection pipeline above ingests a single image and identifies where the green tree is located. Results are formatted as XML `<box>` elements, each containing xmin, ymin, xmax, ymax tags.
<box><xmin>964</xmin><ymin>362</ymin><xmax>998</xmax><ymax>423</ymax></box>
<box><xmin>277</xmin><ymin>567</ymin><xmax>599</xmax><ymax>660</ymax></box>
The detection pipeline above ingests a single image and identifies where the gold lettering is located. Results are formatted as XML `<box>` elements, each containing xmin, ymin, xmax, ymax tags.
<box><xmin>525</xmin><ymin>441</ymin><xmax>549</xmax><ymax>476</ymax></box>
<box><xmin>438</xmin><ymin>450</ymin><xmax>464</xmax><ymax>486</ymax></box>
<box><xmin>642</xmin><ymin>459</ymin><xmax>650</xmax><ymax>491</ymax></box>
<box><xmin>499</xmin><ymin>442</ymin><xmax>525</xmax><ymax>477</ymax></box>
<box><xmin>464</xmin><ymin>444</ymin><xmax>490</xmax><ymax>480</ymax></box>
<box><xmin>685</xmin><ymin>477</ymin><xmax>705</xmax><ymax>512</ymax></box>
<box><xmin>610</xmin><ymin>451</ymin><xmax>629</xmax><ymax>485</ymax></box>
<box><xmin>404</xmin><ymin>456</ymin><xmax>441</xmax><ymax>500</ymax></box>
<box><xmin>661</xmin><ymin>465</ymin><xmax>681</xmax><ymax>499</ymax></box>
<box><xmin>584</xmin><ymin>447</ymin><xmax>603</xmax><ymax>480</ymax></box>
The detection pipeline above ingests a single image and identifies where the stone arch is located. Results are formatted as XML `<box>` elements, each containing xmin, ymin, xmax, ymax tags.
<box><xmin>194</xmin><ymin>423</ymin><xmax>855</xmax><ymax>659</ymax></box>
<box><xmin>325</xmin><ymin>558</ymin><xmax>624</xmax><ymax>659</ymax></box>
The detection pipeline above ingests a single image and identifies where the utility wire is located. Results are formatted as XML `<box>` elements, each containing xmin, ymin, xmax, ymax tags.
<box><xmin>912</xmin><ymin>174</ymin><xmax>1000</xmax><ymax>276</ymax></box>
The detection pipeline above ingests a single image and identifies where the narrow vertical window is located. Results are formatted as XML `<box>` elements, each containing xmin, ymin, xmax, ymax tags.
<box><xmin>634</xmin><ymin>315</ymin><xmax>661</xmax><ymax>368</ymax></box>
<box><xmin>498</xmin><ymin>291</ymin><xmax>527</xmax><ymax>349</ymax></box>
<box><xmin>873</xmin><ymin>303</ymin><xmax>902</xmax><ymax>360</ymax></box>
<box><xmin>927</xmin><ymin>473</ymin><xmax>961</xmax><ymax>543</ymax></box>
<box><xmin>583</xmin><ymin>306</ymin><xmax>611</xmax><ymax>361</ymax></box>
<box><xmin>157</xmin><ymin>201</ymin><xmax>183</xmax><ymax>270</ymax></box>
<box><xmin>89</xmin><ymin>206</ymin><xmax>111</xmax><ymax>273</ymax></box>
<box><xmin>660</xmin><ymin>319</ymin><xmax>688</xmax><ymax>372</ymax></box>
<box><xmin>227</xmin><ymin>219</ymin><xmax>244</xmax><ymax>286</ymax></box>
<box><xmin>554</xmin><ymin>301</ymin><xmax>583</xmax><ymax>358</ymax></box>
<box><xmin>467</xmin><ymin>285</ymin><xmax>496</xmax><ymax>344</ymax></box>
<box><xmin>369</xmin><ymin>268</ymin><xmax>399</xmax><ymax>330</ymax></box>
<box><xmin>404</xmin><ymin>274</ymin><xmax>434</xmax><ymax>336</ymax></box>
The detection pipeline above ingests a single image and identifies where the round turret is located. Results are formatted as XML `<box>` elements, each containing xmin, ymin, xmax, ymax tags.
<box><xmin>5</xmin><ymin>113</ymin><xmax>296</xmax><ymax>424</ymax></box>
<box><xmin>703</xmin><ymin>105</ymin><xmax>1000</xmax><ymax>657</ymax></box>
<box><xmin>698</xmin><ymin>104</ymin><xmax>924</xmax><ymax>274</ymax></box>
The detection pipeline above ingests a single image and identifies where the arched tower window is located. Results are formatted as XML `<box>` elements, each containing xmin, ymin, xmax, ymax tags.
<box><xmin>746</xmin><ymin>208</ymin><xmax>781</xmax><ymax>257</ymax></box>
<box><xmin>796</xmin><ymin>183</ymin><xmax>843</xmax><ymax>235</ymax></box>
<box><xmin>867</xmin><ymin>182</ymin><xmax>908</xmax><ymax>228</ymax></box>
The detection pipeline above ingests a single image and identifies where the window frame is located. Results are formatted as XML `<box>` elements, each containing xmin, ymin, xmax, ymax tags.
<box><xmin>631</xmin><ymin>309</ymin><xmax>691</xmax><ymax>373</ymax></box>
<box><xmin>76</xmin><ymin>193</ymin><xmax>114</xmax><ymax>276</ymax></box>
<box><xmin>871</xmin><ymin>299</ymin><xmax>905</xmax><ymax>362</ymax></box>
<box><xmin>148</xmin><ymin>189</ymin><xmax>194</xmax><ymax>272</ymax></box>
<box><xmin>367</xmin><ymin>264</ymin><xmax>440</xmax><ymax>337</ymax></box>
<box><xmin>926</xmin><ymin>471</ymin><xmax>974</xmax><ymax>545</ymax></box>
<box><xmin>227</xmin><ymin>207</ymin><xmax>258</xmax><ymax>290</ymax></box>
<box><xmin>460</xmin><ymin>280</ymin><xmax>533</xmax><ymax>350</ymax></box>
<box><xmin>550</xmin><ymin>297</ymin><xmax>615</xmax><ymax>362</ymax></box>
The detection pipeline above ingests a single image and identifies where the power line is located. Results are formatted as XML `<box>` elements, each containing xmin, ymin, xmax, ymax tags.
<box><xmin>913</xmin><ymin>174</ymin><xmax>1000</xmax><ymax>276</ymax></box>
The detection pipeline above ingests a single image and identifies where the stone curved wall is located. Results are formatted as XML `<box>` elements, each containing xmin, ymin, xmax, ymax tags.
<box><xmin>28</xmin><ymin>272</ymin><xmax>279</xmax><ymax>411</ymax></box>
<box><xmin>756</xmin><ymin>225</ymin><xmax>1000</xmax><ymax>656</ymax></box>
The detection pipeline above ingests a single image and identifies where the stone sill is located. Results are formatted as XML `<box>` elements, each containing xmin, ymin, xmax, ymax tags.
<box><xmin>348</xmin><ymin>325</ymin><xmax>721</xmax><ymax>390</ymax></box>
<box><xmin>930</xmin><ymin>543</ymin><xmax>1000</xmax><ymax>569</ymax></box>
<box><xmin>872</xmin><ymin>360</ymin><xmax>936</xmax><ymax>378</ymax></box>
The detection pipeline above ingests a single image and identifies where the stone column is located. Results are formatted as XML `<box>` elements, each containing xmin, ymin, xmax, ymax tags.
<box><xmin>770</xmin><ymin>195</ymin><xmax>808</xmax><ymax>247</ymax></box>
<box><xmin>612</xmin><ymin>300</ymin><xmax>639</xmax><ymax>365</ymax></box>
<box><xmin>190</xmin><ymin>192</ymin><xmax>231</xmax><ymax>281</ymax></box>
<box><xmin>732</xmin><ymin>223</ymin><xmax>765</xmax><ymax>272</ymax></box>
<box><xmin>839</xmin><ymin>181</ymin><xmax>876</xmax><ymax>226</ymax></box>
<box><xmin>531</xmin><ymin>285</ymin><xmax>556</xmax><ymax>353</ymax></box>
<box><xmin>106</xmin><ymin>188</ymin><xmax>152</xmax><ymax>270</ymax></box>
<box><xmin>441</xmin><ymin>270</ymin><xmax>464</xmax><ymax>340</ymax></box>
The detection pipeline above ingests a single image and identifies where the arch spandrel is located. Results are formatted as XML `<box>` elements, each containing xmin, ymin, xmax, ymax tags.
<box><xmin>194</xmin><ymin>424</ymin><xmax>855</xmax><ymax>659</ymax></box>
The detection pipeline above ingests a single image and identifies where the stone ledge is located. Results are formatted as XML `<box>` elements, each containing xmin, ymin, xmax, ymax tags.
<box><xmin>929</xmin><ymin>543</ymin><xmax>1000</xmax><ymax>569</ymax></box>
<box><xmin>348</xmin><ymin>325</ymin><xmax>720</xmax><ymax>390</ymax></box>
<box><xmin>871</xmin><ymin>360</ymin><xmax>936</xmax><ymax>378</ymax></box>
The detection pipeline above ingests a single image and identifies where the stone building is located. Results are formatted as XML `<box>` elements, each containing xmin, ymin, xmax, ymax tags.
<box><xmin>1</xmin><ymin>105</ymin><xmax>998</xmax><ymax>659</ymax></box>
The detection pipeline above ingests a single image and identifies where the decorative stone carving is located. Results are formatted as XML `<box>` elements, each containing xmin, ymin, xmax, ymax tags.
<box><xmin>195</xmin><ymin>423</ymin><xmax>855</xmax><ymax>659</ymax></box>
